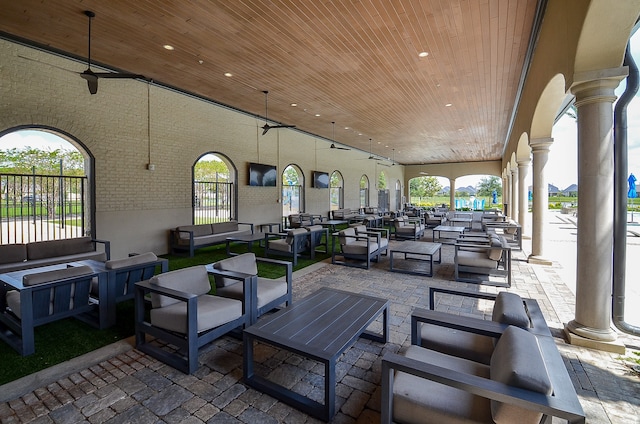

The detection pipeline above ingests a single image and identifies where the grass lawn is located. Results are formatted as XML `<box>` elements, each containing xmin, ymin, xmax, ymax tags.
<box><xmin>0</xmin><ymin>239</ymin><xmax>336</xmax><ymax>385</ymax></box>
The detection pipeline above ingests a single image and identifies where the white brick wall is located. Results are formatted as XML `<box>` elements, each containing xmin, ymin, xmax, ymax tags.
<box><xmin>0</xmin><ymin>40</ymin><xmax>405</xmax><ymax>257</ymax></box>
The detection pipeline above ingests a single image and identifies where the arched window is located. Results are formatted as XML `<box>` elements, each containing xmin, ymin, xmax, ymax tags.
<box><xmin>360</xmin><ymin>175</ymin><xmax>369</xmax><ymax>208</ymax></box>
<box><xmin>192</xmin><ymin>153</ymin><xmax>237</xmax><ymax>223</ymax></box>
<box><xmin>282</xmin><ymin>164</ymin><xmax>304</xmax><ymax>216</ymax></box>
<box><xmin>377</xmin><ymin>171</ymin><xmax>389</xmax><ymax>212</ymax></box>
<box><xmin>330</xmin><ymin>171</ymin><xmax>344</xmax><ymax>210</ymax></box>
<box><xmin>0</xmin><ymin>127</ymin><xmax>92</xmax><ymax>244</ymax></box>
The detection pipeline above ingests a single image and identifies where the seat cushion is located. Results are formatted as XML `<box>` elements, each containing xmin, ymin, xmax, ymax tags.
<box><xmin>212</xmin><ymin>253</ymin><xmax>258</xmax><ymax>288</ymax></box>
<box><xmin>268</xmin><ymin>239</ymin><xmax>292</xmax><ymax>252</ymax></box>
<box><xmin>393</xmin><ymin>345</ymin><xmax>493</xmax><ymax>424</ymax></box>
<box><xmin>150</xmin><ymin>266</ymin><xmax>211</xmax><ymax>308</ymax></box>
<box><xmin>491</xmin><ymin>292</ymin><xmax>530</xmax><ymax>327</ymax></box>
<box><xmin>150</xmin><ymin>294</ymin><xmax>242</xmax><ymax>334</ymax></box>
<box><xmin>457</xmin><ymin>250</ymin><xmax>497</xmax><ymax>268</ymax></box>
<box><xmin>342</xmin><ymin>240</ymin><xmax>378</xmax><ymax>255</ymax></box>
<box><xmin>105</xmin><ymin>252</ymin><xmax>158</xmax><ymax>269</ymax></box>
<box><xmin>490</xmin><ymin>326</ymin><xmax>552</xmax><ymax>424</ymax></box>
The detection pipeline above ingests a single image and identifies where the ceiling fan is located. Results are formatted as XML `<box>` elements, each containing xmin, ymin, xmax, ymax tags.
<box><xmin>322</xmin><ymin>122</ymin><xmax>350</xmax><ymax>150</ymax></box>
<box><xmin>80</xmin><ymin>10</ymin><xmax>145</xmax><ymax>94</ymax></box>
<box><xmin>260</xmin><ymin>90</ymin><xmax>296</xmax><ymax>135</ymax></box>
<box><xmin>362</xmin><ymin>138</ymin><xmax>382</xmax><ymax>161</ymax></box>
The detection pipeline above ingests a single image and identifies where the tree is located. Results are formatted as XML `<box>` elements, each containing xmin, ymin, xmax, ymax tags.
<box><xmin>193</xmin><ymin>155</ymin><xmax>229</xmax><ymax>182</ymax></box>
<box><xmin>476</xmin><ymin>176</ymin><xmax>502</xmax><ymax>197</ymax></box>
<box><xmin>0</xmin><ymin>147</ymin><xmax>84</xmax><ymax>175</ymax></box>
<box><xmin>409</xmin><ymin>176</ymin><xmax>441</xmax><ymax>198</ymax></box>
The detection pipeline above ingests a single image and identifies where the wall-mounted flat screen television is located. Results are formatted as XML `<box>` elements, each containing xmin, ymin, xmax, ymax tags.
<box><xmin>313</xmin><ymin>171</ymin><xmax>329</xmax><ymax>188</ymax></box>
<box><xmin>248</xmin><ymin>162</ymin><xmax>277</xmax><ymax>186</ymax></box>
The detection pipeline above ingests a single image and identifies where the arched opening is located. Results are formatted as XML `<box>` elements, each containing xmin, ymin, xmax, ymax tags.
<box><xmin>359</xmin><ymin>175</ymin><xmax>369</xmax><ymax>208</ymax></box>
<box><xmin>192</xmin><ymin>152</ymin><xmax>237</xmax><ymax>223</ymax></box>
<box><xmin>330</xmin><ymin>171</ymin><xmax>344</xmax><ymax>210</ymax></box>
<box><xmin>0</xmin><ymin>127</ymin><xmax>93</xmax><ymax>244</ymax></box>
<box><xmin>282</xmin><ymin>164</ymin><xmax>304</xmax><ymax>217</ymax></box>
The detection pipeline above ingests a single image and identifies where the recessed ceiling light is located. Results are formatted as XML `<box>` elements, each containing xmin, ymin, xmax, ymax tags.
<box><xmin>418</xmin><ymin>51</ymin><xmax>429</xmax><ymax>57</ymax></box>
<box><xmin>315</xmin><ymin>113</ymin><xmax>321</xmax><ymax>117</ymax></box>
<box><xmin>385</xmin><ymin>145</ymin><xmax>389</xmax><ymax>148</ymax></box>
<box><xmin>163</xmin><ymin>44</ymin><xmax>174</xmax><ymax>51</ymax></box>
<box><xmin>344</xmin><ymin>127</ymin><xmax>349</xmax><ymax>130</ymax></box>
<box><xmin>445</xmin><ymin>103</ymin><xmax>452</xmax><ymax>107</ymax></box>
<box><xmin>290</xmin><ymin>103</ymin><xmax>297</xmax><ymax>107</ymax></box>
<box><xmin>224</xmin><ymin>72</ymin><xmax>233</xmax><ymax>77</ymax></box>
<box><xmin>198</xmin><ymin>60</ymin><xmax>204</xmax><ymax>65</ymax></box>
<box><xmin>377</xmin><ymin>141</ymin><xmax>381</xmax><ymax>144</ymax></box>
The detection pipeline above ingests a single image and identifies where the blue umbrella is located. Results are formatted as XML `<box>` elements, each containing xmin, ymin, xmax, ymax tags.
<box><xmin>629</xmin><ymin>173</ymin><xmax>638</xmax><ymax>198</ymax></box>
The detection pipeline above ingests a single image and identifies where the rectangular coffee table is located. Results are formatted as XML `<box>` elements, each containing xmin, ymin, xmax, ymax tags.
<box><xmin>225</xmin><ymin>232</ymin><xmax>269</xmax><ymax>256</ymax></box>
<box><xmin>432</xmin><ymin>225</ymin><xmax>466</xmax><ymax>243</ymax></box>
<box><xmin>389</xmin><ymin>241</ymin><xmax>442</xmax><ymax>277</ymax></box>
<box><xmin>243</xmin><ymin>287</ymin><xmax>389</xmax><ymax>421</ymax></box>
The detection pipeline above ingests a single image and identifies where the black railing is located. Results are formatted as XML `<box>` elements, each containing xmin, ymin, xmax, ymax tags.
<box><xmin>0</xmin><ymin>173</ymin><xmax>87</xmax><ymax>244</ymax></box>
<box><xmin>193</xmin><ymin>181</ymin><xmax>233</xmax><ymax>224</ymax></box>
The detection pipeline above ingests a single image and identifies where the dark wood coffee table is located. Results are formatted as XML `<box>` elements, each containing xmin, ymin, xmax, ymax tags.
<box><xmin>243</xmin><ymin>287</ymin><xmax>389</xmax><ymax>421</ymax></box>
<box><xmin>389</xmin><ymin>241</ymin><xmax>442</xmax><ymax>277</ymax></box>
<box><xmin>225</xmin><ymin>232</ymin><xmax>269</xmax><ymax>256</ymax></box>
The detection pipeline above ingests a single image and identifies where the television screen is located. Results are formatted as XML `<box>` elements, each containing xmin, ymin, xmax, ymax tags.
<box><xmin>313</xmin><ymin>171</ymin><xmax>329</xmax><ymax>189</ymax></box>
<box><xmin>248</xmin><ymin>162</ymin><xmax>277</xmax><ymax>186</ymax></box>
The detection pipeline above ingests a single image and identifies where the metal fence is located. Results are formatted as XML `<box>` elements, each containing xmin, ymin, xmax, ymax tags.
<box><xmin>0</xmin><ymin>173</ymin><xmax>87</xmax><ymax>244</ymax></box>
<box><xmin>193</xmin><ymin>181</ymin><xmax>234</xmax><ymax>223</ymax></box>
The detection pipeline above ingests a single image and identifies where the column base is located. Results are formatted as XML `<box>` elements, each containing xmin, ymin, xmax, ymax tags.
<box><xmin>564</xmin><ymin>321</ymin><xmax>625</xmax><ymax>354</ymax></box>
<box><xmin>527</xmin><ymin>254</ymin><xmax>553</xmax><ymax>265</ymax></box>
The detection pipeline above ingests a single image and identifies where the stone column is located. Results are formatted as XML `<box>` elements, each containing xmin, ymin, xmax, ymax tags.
<box><xmin>528</xmin><ymin>138</ymin><xmax>552</xmax><ymax>264</ymax></box>
<box><xmin>517</xmin><ymin>158</ymin><xmax>531</xmax><ymax>237</ymax></box>
<box><xmin>449</xmin><ymin>178</ymin><xmax>455</xmax><ymax>211</ymax></box>
<box><xmin>511</xmin><ymin>167</ymin><xmax>519</xmax><ymax>221</ymax></box>
<box><xmin>565</xmin><ymin>68</ymin><xmax>627</xmax><ymax>351</ymax></box>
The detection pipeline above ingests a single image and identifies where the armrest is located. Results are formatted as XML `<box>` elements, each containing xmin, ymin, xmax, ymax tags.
<box><xmin>381</xmin><ymin>353</ymin><xmax>585</xmax><ymax>424</ymax></box>
<box><xmin>256</xmin><ymin>257</ymin><xmax>293</xmax><ymax>286</ymax></box>
<box><xmin>92</xmin><ymin>239</ymin><xmax>111</xmax><ymax>260</ymax></box>
<box><xmin>136</xmin><ymin>280</ymin><xmax>198</xmax><ymax>302</ymax></box>
<box><xmin>411</xmin><ymin>308</ymin><xmax>507</xmax><ymax>345</ymax></box>
<box><xmin>362</xmin><ymin>228</ymin><xmax>389</xmax><ymax>238</ymax></box>
<box><xmin>238</xmin><ymin>222</ymin><xmax>254</xmax><ymax>233</ymax></box>
<box><xmin>428</xmin><ymin>287</ymin><xmax>497</xmax><ymax>309</ymax></box>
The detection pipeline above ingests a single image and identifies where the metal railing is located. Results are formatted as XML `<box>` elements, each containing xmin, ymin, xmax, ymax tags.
<box><xmin>193</xmin><ymin>181</ymin><xmax>234</xmax><ymax>223</ymax></box>
<box><xmin>0</xmin><ymin>173</ymin><xmax>87</xmax><ymax>244</ymax></box>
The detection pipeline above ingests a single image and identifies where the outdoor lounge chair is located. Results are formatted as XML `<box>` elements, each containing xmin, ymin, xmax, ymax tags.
<box><xmin>264</xmin><ymin>228</ymin><xmax>309</xmax><ymax>266</ymax></box>
<box><xmin>208</xmin><ymin>252</ymin><xmax>292</xmax><ymax>324</ymax></box>
<box><xmin>305</xmin><ymin>225</ymin><xmax>329</xmax><ymax>257</ymax></box>
<box><xmin>0</xmin><ymin>265</ymin><xmax>99</xmax><ymax>356</ymax></box>
<box><xmin>381</xmin><ymin>325</ymin><xmax>585</xmax><ymax>424</ymax></box>
<box><xmin>134</xmin><ymin>265</ymin><xmax>250</xmax><ymax>374</ymax></box>
<box><xmin>332</xmin><ymin>227</ymin><xmax>382</xmax><ymax>269</ymax></box>
<box><xmin>392</xmin><ymin>216</ymin><xmax>425</xmax><ymax>240</ymax></box>
<box><xmin>414</xmin><ymin>287</ymin><xmax>550</xmax><ymax>364</ymax></box>
<box><xmin>351</xmin><ymin>224</ymin><xmax>389</xmax><ymax>256</ymax></box>
<box><xmin>454</xmin><ymin>235</ymin><xmax>512</xmax><ymax>287</ymax></box>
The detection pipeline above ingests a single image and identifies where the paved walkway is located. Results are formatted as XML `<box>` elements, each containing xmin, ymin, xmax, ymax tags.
<box><xmin>1</xmin><ymin>215</ymin><xmax>639</xmax><ymax>423</ymax></box>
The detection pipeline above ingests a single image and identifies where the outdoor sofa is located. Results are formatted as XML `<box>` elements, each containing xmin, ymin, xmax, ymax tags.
<box><xmin>169</xmin><ymin>220</ymin><xmax>254</xmax><ymax>257</ymax></box>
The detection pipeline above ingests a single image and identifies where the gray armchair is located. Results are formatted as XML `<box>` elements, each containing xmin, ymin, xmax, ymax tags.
<box><xmin>264</xmin><ymin>228</ymin><xmax>309</xmax><ymax>266</ymax></box>
<box><xmin>454</xmin><ymin>235</ymin><xmax>511</xmax><ymax>287</ymax></box>
<box><xmin>392</xmin><ymin>216</ymin><xmax>425</xmax><ymax>240</ymax></box>
<box><xmin>134</xmin><ymin>265</ymin><xmax>250</xmax><ymax>374</ymax></box>
<box><xmin>332</xmin><ymin>227</ymin><xmax>383</xmax><ymax>269</ymax></box>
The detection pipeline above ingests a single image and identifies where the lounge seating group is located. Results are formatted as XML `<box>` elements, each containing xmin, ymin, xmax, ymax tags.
<box><xmin>169</xmin><ymin>220</ymin><xmax>254</xmax><ymax>257</ymax></box>
<box><xmin>0</xmin><ymin>237</ymin><xmax>110</xmax><ymax>273</ymax></box>
<box><xmin>392</xmin><ymin>216</ymin><xmax>425</xmax><ymax>240</ymax></box>
<box><xmin>331</xmin><ymin>208</ymin><xmax>359</xmax><ymax>221</ymax></box>
<box><xmin>381</xmin><ymin>288</ymin><xmax>585</xmax><ymax>424</ymax></box>
<box><xmin>332</xmin><ymin>226</ymin><xmax>387</xmax><ymax>269</ymax></box>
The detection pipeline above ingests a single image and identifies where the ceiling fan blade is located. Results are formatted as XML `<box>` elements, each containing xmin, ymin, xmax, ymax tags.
<box><xmin>80</xmin><ymin>69</ymin><xmax>98</xmax><ymax>94</ymax></box>
<box><xmin>330</xmin><ymin>143</ymin><xmax>350</xmax><ymax>150</ymax></box>
<box><xmin>262</xmin><ymin>124</ymin><xmax>271</xmax><ymax>135</ymax></box>
<box><xmin>261</xmin><ymin>123</ymin><xmax>295</xmax><ymax>135</ymax></box>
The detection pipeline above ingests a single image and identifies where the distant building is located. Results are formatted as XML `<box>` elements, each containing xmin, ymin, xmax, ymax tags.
<box><xmin>562</xmin><ymin>184</ymin><xmax>578</xmax><ymax>197</ymax></box>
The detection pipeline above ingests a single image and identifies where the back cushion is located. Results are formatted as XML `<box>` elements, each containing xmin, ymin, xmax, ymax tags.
<box><xmin>338</xmin><ymin>227</ymin><xmax>356</xmax><ymax>245</ymax></box>
<box><xmin>177</xmin><ymin>225</ymin><xmax>212</xmax><ymax>239</ymax></box>
<box><xmin>105</xmin><ymin>252</ymin><xmax>158</xmax><ymax>269</ymax></box>
<box><xmin>27</xmin><ymin>237</ymin><xmax>94</xmax><ymax>260</ymax></box>
<box><xmin>306</xmin><ymin>225</ymin><xmax>323</xmax><ymax>233</ymax></box>
<box><xmin>150</xmin><ymin>265</ymin><xmax>211</xmax><ymax>308</ymax></box>
<box><xmin>23</xmin><ymin>265</ymin><xmax>93</xmax><ymax>286</ymax></box>
<box><xmin>286</xmin><ymin>228</ymin><xmax>308</xmax><ymax>244</ymax></box>
<box><xmin>490</xmin><ymin>326</ymin><xmax>552</xmax><ymax>423</ymax></box>
<box><xmin>352</xmin><ymin>225</ymin><xmax>367</xmax><ymax>234</ymax></box>
<box><xmin>212</xmin><ymin>221</ymin><xmax>239</xmax><ymax>234</ymax></box>
<box><xmin>0</xmin><ymin>244</ymin><xmax>27</xmax><ymax>264</ymax></box>
<box><xmin>491</xmin><ymin>292</ymin><xmax>530</xmax><ymax>327</ymax></box>
<box><xmin>213</xmin><ymin>252</ymin><xmax>258</xmax><ymax>288</ymax></box>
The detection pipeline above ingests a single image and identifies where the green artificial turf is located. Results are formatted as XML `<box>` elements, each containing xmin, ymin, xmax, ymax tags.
<box><xmin>0</xmin><ymin>240</ymin><xmax>336</xmax><ymax>385</ymax></box>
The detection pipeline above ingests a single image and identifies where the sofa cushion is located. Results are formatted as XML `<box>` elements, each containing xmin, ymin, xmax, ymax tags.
<box><xmin>490</xmin><ymin>326</ymin><xmax>552</xmax><ymax>424</ymax></box>
<box><xmin>211</xmin><ymin>221</ymin><xmax>239</xmax><ymax>234</ymax></box>
<box><xmin>393</xmin><ymin>345</ymin><xmax>492</xmax><ymax>424</ymax></box>
<box><xmin>491</xmin><ymin>292</ymin><xmax>530</xmax><ymax>327</ymax></box>
<box><xmin>338</xmin><ymin>227</ymin><xmax>357</xmax><ymax>245</ymax></box>
<box><xmin>105</xmin><ymin>252</ymin><xmax>158</xmax><ymax>269</ymax></box>
<box><xmin>150</xmin><ymin>265</ymin><xmax>211</xmax><ymax>308</ymax></box>
<box><xmin>0</xmin><ymin>244</ymin><xmax>27</xmax><ymax>264</ymax></box>
<box><xmin>176</xmin><ymin>224</ymin><xmax>213</xmax><ymax>239</ymax></box>
<box><xmin>213</xmin><ymin>253</ymin><xmax>258</xmax><ymax>288</ymax></box>
<box><xmin>487</xmin><ymin>237</ymin><xmax>504</xmax><ymax>261</ymax></box>
<box><xmin>27</xmin><ymin>237</ymin><xmax>94</xmax><ymax>260</ymax></box>
<box><xmin>457</xmin><ymin>250</ymin><xmax>497</xmax><ymax>268</ymax></box>
<box><xmin>419</xmin><ymin>323</ymin><xmax>496</xmax><ymax>364</ymax></box>
<box><xmin>22</xmin><ymin>265</ymin><xmax>93</xmax><ymax>286</ymax></box>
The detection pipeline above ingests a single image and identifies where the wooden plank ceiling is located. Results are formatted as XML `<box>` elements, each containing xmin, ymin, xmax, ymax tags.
<box><xmin>0</xmin><ymin>0</ymin><xmax>538</xmax><ymax>165</ymax></box>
